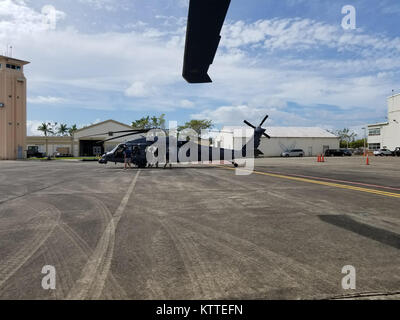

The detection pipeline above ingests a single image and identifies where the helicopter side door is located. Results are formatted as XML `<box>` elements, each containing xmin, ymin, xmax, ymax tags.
<box><xmin>113</xmin><ymin>144</ymin><xmax>126</xmax><ymax>163</ymax></box>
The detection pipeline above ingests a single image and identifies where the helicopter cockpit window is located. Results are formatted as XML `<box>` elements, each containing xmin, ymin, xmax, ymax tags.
<box><xmin>111</xmin><ymin>144</ymin><xmax>126</xmax><ymax>158</ymax></box>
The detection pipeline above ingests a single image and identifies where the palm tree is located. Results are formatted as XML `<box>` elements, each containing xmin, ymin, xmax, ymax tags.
<box><xmin>68</xmin><ymin>124</ymin><xmax>78</xmax><ymax>137</ymax></box>
<box><xmin>37</xmin><ymin>122</ymin><xmax>54</xmax><ymax>156</ymax></box>
<box><xmin>68</xmin><ymin>124</ymin><xmax>78</xmax><ymax>157</ymax></box>
<box><xmin>58</xmin><ymin>124</ymin><xmax>69</xmax><ymax>136</ymax></box>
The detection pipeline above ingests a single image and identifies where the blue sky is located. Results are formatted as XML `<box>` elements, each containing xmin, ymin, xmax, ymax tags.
<box><xmin>1</xmin><ymin>0</ymin><xmax>399</xmax><ymax>136</ymax></box>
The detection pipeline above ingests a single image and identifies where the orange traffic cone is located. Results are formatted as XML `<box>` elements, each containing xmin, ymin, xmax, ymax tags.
<box><xmin>321</xmin><ymin>155</ymin><xmax>325</xmax><ymax>163</ymax></box>
<box><xmin>366</xmin><ymin>154</ymin><xmax>369</xmax><ymax>165</ymax></box>
<box><xmin>317</xmin><ymin>155</ymin><xmax>321</xmax><ymax>162</ymax></box>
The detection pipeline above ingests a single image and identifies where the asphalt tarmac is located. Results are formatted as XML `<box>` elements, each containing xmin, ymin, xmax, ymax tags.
<box><xmin>0</xmin><ymin>156</ymin><xmax>399</xmax><ymax>299</ymax></box>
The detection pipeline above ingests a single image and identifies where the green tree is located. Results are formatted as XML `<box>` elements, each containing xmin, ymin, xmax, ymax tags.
<box><xmin>132</xmin><ymin>116</ymin><xmax>150</xmax><ymax>129</ymax></box>
<box><xmin>335</xmin><ymin>128</ymin><xmax>357</xmax><ymax>148</ymax></box>
<box><xmin>37</xmin><ymin>122</ymin><xmax>54</xmax><ymax>156</ymax></box>
<box><xmin>58</xmin><ymin>123</ymin><xmax>69</xmax><ymax>136</ymax></box>
<box><xmin>178</xmin><ymin>119</ymin><xmax>213</xmax><ymax>135</ymax></box>
<box><xmin>349</xmin><ymin>139</ymin><xmax>365</xmax><ymax>149</ymax></box>
<box><xmin>37</xmin><ymin>122</ymin><xmax>54</xmax><ymax>136</ymax></box>
<box><xmin>68</xmin><ymin>124</ymin><xmax>78</xmax><ymax>137</ymax></box>
<box><xmin>132</xmin><ymin>114</ymin><xmax>166</xmax><ymax>129</ymax></box>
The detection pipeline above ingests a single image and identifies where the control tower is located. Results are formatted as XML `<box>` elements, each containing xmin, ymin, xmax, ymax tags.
<box><xmin>0</xmin><ymin>55</ymin><xmax>30</xmax><ymax>160</ymax></box>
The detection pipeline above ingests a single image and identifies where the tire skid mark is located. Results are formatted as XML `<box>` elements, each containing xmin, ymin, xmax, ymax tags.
<box><xmin>0</xmin><ymin>205</ymin><xmax>53</xmax><ymax>232</ymax></box>
<box><xmin>163</xmin><ymin>217</ymin><xmax>295</xmax><ymax>297</ymax></box>
<box><xmin>170</xmin><ymin>216</ymin><xmax>337</xmax><ymax>292</ymax></box>
<box><xmin>58</xmin><ymin>211</ymin><xmax>128</xmax><ymax>299</ymax></box>
<box><xmin>0</xmin><ymin>206</ymin><xmax>61</xmax><ymax>290</ymax></box>
<box><xmin>66</xmin><ymin>171</ymin><xmax>140</xmax><ymax>300</ymax></box>
<box><xmin>42</xmin><ymin>242</ymin><xmax>70</xmax><ymax>299</ymax></box>
<box><xmin>126</xmin><ymin>242</ymin><xmax>165</xmax><ymax>299</ymax></box>
<box><xmin>157</xmin><ymin>218</ymin><xmax>223</xmax><ymax>299</ymax></box>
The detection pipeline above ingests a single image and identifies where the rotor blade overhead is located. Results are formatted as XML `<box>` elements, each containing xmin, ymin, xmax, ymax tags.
<box><xmin>182</xmin><ymin>0</ymin><xmax>231</xmax><ymax>83</ymax></box>
<box><xmin>82</xmin><ymin>129</ymin><xmax>150</xmax><ymax>138</ymax></box>
<box><xmin>99</xmin><ymin>130</ymin><xmax>149</xmax><ymax>143</ymax></box>
<box><xmin>243</xmin><ymin>120</ymin><xmax>256</xmax><ymax>129</ymax></box>
<box><xmin>260</xmin><ymin>115</ymin><xmax>269</xmax><ymax>127</ymax></box>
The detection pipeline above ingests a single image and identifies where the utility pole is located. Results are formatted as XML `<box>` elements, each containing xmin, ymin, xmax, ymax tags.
<box><xmin>362</xmin><ymin>127</ymin><xmax>367</xmax><ymax>156</ymax></box>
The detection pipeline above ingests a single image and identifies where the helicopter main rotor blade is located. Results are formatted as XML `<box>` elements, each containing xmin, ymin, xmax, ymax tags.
<box><xmin>260</xmin><ymin>115</ymin><xmax>269</xmax><ymax>127</ymax></box>
<box><xmin>204</xmin><ymin>130</ymin><xmax>238</xmax><ymax>134</ymax></box>
<box><xmin>82</xmin><ymin>129</ymin><xmax>151</xmax><ymax>138</ymax></box>
<box><xmin>182</xmin><ymin>0</ymin><xmax>231</xmax><ymax>83</ymax></box>
<box><xmin>243</xmin><ymin>120</ymin><xmax>256</xmax><ymax>129</ymax></box>
<box><xmin>97</xmin><ymin>130</ymin><xmax>149</xmax><ymax>143</ymax></box>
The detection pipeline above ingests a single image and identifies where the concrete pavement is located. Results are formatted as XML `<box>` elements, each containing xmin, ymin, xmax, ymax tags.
<box><xmin>0</xmin><ymin>157</ymin><xmax>399</xmax><ymax>299</ymax></box>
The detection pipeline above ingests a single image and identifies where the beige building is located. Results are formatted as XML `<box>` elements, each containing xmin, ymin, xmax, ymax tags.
<box><xmin>27</xmin><ymin>120</ymin><xmax>135</xmax><ymax>157</ymax></box>
<box><xmin>0</xmin><ymin>55</ymin><xmax>30</xmax><ymax>160</ymax></box>
<box><xmin>215</xmin><ymin>127</ymin><xmax>339</xmax><ymax>157</ymax></box>
<box><xmin>26</xmin><ymin>136</ymin><xmax>74</xmax><ymax>157</ymax></box>
<box><xmin>73</xmin><ymin>120</ymin><xmax>134</xmax><ymax>156</ymax></box>
<box><xmin>368</xmin><ymin>94</ymin><xmax>400</xmax><ymax>150</ymax></box>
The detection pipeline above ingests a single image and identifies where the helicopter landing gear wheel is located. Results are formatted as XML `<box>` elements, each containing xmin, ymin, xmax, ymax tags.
<box><xmin>138</xmin><ymin>161</ymin><xmax>147</xmax><ymax>168</ymax></box>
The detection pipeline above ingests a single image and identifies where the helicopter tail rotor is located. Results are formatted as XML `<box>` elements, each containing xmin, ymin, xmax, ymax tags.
<box><xmin>243</xmin><ymin>115</ymin><xmax>271</xmax><ymax>140</ymax></box>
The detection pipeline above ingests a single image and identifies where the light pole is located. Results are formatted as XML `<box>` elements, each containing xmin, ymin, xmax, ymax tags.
<box><xmin>362</xmin><ymin>127</ymin><xmax>367</xmax><ymax>156</ymax></box>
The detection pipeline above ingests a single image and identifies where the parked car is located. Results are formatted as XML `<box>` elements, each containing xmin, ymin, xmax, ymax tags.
<box><xmin>281</xmin><ymin>149</ymin><xmax>305</xmax><ymax>157</ymax></box>
<box><xmin>340</xmin><ymin>149</ymin><xmax>352</xmax><ymax>156</ymax></box>
<box><xmin>393</xmin><ymin>147</ymin><xmax>400</xmax><ymax>157</ymax></box>
<box><xmin>352</xmin><ymin>148</ymin><xmax>364</xmax><ymax>155</ymax></box>
<box><xmin>324</xmin><ymin>149</ymin><xmax>345</xmax><ymax>157</ymax></box>
<box><xmin>373</xmin><ymin>149</ymin><xmax>393</xmax><ymax>156</ymax></box>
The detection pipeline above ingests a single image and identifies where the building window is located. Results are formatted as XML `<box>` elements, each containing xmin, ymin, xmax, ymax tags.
<box><xmin>368</xmin><ymin>143</ymin><xmax>381</xmax><ymax>150</ymax></box>
<box><xmin>368</xmin><ymin>128</ymin><xmax>381</xmax><ymax>136</ymax></box>
<box><xmin>5</xmin><ymin>63</ymin><xmax>20</xmax><ymax>70</ymax></box>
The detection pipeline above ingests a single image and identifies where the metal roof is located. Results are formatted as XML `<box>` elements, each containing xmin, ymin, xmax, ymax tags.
<box><xmin>0</xmin><ymin>55</ymin><xmax>30</xmax><ymax>65</ymax></box>
<box><xmin>219</xmin><ymin>126</ymin><xmax>338</xmax><ymax>138</ymax></box>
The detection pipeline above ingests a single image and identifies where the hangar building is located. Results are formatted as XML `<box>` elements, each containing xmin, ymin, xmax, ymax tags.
<box><xmin>27</xmin><ymin>120</ymin><xmax>134</xmax><ymax>157</ymax></box>
<box><xmin>215</xmin><ymin>127</ymin><xmax>339</xmax><ymax>157</ymax></box>
<box><xmin>368</xmin><ymin>94</ymin><xmax>400</xmax><ymax>151</ymax></box>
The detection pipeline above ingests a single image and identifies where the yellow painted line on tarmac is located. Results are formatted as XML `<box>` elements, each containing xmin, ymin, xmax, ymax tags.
<box><xmin>219</xmin><ymin>166</ymin><xmax>400</xmax><ymax>199</ymax></box>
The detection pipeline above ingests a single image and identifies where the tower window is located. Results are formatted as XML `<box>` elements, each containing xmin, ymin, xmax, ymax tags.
<box><xmin>5</xmin><ymin>63</ymin><xmax>21</xmax><ymax>70</ymax></box>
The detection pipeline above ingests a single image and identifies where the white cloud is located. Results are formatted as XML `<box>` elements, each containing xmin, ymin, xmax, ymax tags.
<box><xmin>221</xmin><ymin>17</ymin><xmax>400</xmax><ymax>55</ymax></box>
<box><xmin>1</xmin><ymin>1</ymin><xmax>399</xmax><ymax>128</ymax></box>
<box><xmin>26</xmin><ymin>120</ymin><xmax>43</xmax><ymax>136</ymax></box>
<box><xmin>77</xmin><ymin>0</ymin><xmax>117</xmax><ymax>11</ymax></box>
<box><xmin>124</xmin><ymin>81</ymin><xmax>151</xmax><ymax>97</ymax></box>
<box><xmin>192</xmin><ymin>105</ymin><xmax>271</xmax><ymax>126</ymax></box>
<box><xmin>180</xmin><ymin>99</ymin><xmax>194</xmax><ymax>108</ymax></box>
<box><xmin>28</xmin><ymin>96</ymin><xmax>66</xmax><ymax>104</ymax></box>
<box><xmin>0</xmin><ymin>0</ymin><xmax>65</xmax><ymax>43</ymax></box>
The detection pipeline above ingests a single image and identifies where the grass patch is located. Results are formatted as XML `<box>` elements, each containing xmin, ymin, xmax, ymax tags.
<box><xmin>28</xmin><ymin>157</ymin><xmax>99</xmax><ymax>161</ymax></box>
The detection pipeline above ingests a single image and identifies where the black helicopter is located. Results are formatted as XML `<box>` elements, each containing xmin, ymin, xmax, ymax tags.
<box><xmin>91</xmin><ymin>116</ymin><xmax>271</xmax><ymax>168</ymax></box>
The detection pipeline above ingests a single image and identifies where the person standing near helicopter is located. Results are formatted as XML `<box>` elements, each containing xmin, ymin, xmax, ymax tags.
<box><xmin>123</xmin><ymin>145</ymin><xmax>132</xmax><ymax>170</ymax></box>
